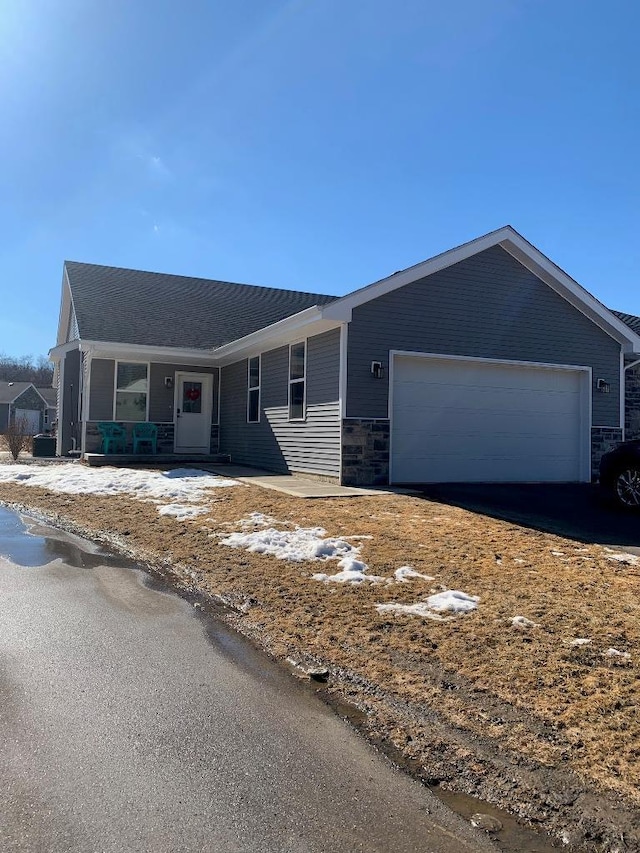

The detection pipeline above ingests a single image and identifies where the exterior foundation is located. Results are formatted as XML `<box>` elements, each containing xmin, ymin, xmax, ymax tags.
<box><xmin>341</xmin><ymin>418</ymin><xmax>390</xmax><ymax>486</ymax></box>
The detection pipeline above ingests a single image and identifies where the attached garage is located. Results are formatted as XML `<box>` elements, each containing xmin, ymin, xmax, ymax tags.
<box><xmin>390</xmin><ymin>354</ymin><xmax>591</xmax><ymax>484</ymax></box>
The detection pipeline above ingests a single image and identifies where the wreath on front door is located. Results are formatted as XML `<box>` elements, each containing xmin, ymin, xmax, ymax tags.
<box><xmin>186</xmin><ymin>388</ymin><xmax>201</xmax><ymax>401</ymax></box>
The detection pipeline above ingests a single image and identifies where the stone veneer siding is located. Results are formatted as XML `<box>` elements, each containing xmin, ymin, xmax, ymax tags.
<box><xmin>341</xmin><ymin>419</ymin><xmax>390</xmax><ymax>486</ymax></box>
<box><xmin>85</xmin><ymin>422</ymin><xmax>175</xmax><ymax>454</ymax></box>
<box><xmin>625</xmin><ymin>363</ymin><xmax>640</xmax><ymax>441</ymax></box>
<box><xmin>591</xmin><ymin>427</ymin><xmax>624</xmax><ymax>479</ymax></box>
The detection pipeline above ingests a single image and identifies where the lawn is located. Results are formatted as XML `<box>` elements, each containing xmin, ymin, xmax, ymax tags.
<box><xmin>0</xmin><ymin>462</ymin><xmax>638</xmax><ymax>849</ymax></box>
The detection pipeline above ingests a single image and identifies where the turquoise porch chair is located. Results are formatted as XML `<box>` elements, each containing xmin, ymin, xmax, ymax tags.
<box><xmin>133</xmin><ymin>422</ymin><xmax>158</xmax><ymax>454</ymax></box>
<box><xmin>97</xmin><ymin>422</ymin><xmax>126</xmax><ymax>454</ymax></box>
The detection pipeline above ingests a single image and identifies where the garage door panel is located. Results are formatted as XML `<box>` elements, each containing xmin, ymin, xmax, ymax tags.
<box><xmin>393</xmin><ymin>453</ymin><xmax>580</xmax><ymax>484</ymax></box>
<box><xmin>394</xmin><ymin>385</ymin><xmax>582</xmax><ymax>417</ymax></box>
<box><xmin>391</xmin><ymin>356</ymin><xmax>587</xmax><ymax>484</ymax></box>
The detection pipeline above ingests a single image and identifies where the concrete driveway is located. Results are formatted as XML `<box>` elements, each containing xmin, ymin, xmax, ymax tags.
<box><xmin>416</xmin><ymin>483</ymin><xmax>640</xmax><ymax>555</ymax></box>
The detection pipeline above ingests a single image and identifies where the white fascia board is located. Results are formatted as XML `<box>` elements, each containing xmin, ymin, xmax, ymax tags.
<box><xmin>49</xmin><ymin>340</ymin><xmax>81</xmax><ymax>361</ymax></box>
<box><xmin>321</xmin><ymin>225</ymin><xmax>640</xmax><ymax>352</ymax></box>
<box><xmin>212</xmin><ymin>307</ymin><xmax>341</xmax><ymax>365</ymax></box>
<box><xmin>80</xmin><ymin>340</ymin><xmax>218</xmax><ymax>366</ymax></box>
<box><xmin>500</xmin><ymin>235</ymin><xmax>640</xmax><ymax>352</ymax></box>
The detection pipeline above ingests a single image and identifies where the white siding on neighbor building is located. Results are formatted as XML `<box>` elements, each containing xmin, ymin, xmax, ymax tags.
<box><xmin>391</xmin><ymin>355</ymin><xmax>590</xmax><ymax>484</ymax></box>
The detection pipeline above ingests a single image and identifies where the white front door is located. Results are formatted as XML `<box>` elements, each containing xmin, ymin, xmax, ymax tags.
<box><xmin>174</xmin><ymin>373</ymin><xmax>213</xmax><ymax>453</ymax></box>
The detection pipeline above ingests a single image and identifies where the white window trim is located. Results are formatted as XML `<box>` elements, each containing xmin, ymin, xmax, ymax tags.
<box><xmin>113</xmin><ymin>360</ymin><xmax>150</xmax><ymax>422</ymax></box>
<box><xmin>247</xmin><ymin>355</ymin><xmax>261</xmax><ymax>423</ymax></box>
<box><xmin>288</xmin><ymin>340</ymin><xmax>307</xmax><ymax>422</ymax></box>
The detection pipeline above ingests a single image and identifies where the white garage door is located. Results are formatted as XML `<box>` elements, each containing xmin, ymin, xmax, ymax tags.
<box><xmin>14</xmin><ymin>409</ymin><xmax>41</xmax><ymax>435</ymax></box>
<box><xmin>391</xmin><ymin>355</ymin><xmax>589</xmax><ymax>484</ymax></box>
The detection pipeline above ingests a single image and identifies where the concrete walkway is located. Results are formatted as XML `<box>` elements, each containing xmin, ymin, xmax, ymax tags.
<box><xmin>204</xmin><ymin>463</ymin><xmax>387</xmax><ymax>498</ymax></box>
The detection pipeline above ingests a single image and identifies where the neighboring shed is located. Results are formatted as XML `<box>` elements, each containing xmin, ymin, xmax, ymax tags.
<box><xmin>0</xmin><ymin>382</ymin><xmax>48</xmax><ymax>435</ymax></box>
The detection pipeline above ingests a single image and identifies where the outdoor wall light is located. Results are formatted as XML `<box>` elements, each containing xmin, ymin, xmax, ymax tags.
<box><xmin>164</xmin><ymin>376</ymin><xmax>173</xmax><ymax>389</ymax></box>
<box><xmin>596</xmin><ymin>378</ymin><xmax>611</xmax><ymax>394</ymax></box>
<box><xmin>371</xmin><ymin>361</ymin><xmax>384</xmax><ymax>379</ymax></box>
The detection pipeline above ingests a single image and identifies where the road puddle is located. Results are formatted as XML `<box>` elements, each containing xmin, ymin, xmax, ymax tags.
<box><xmin>0</xmin><ymin>506</ymin><xmax>137</xmax><ymax>570</ymax></box>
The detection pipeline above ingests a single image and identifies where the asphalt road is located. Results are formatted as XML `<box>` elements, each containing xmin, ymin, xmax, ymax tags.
<box><xmin>0</xmin><ymin>514</ymin><xmax>498</xmax><ymax>853</ymax></box>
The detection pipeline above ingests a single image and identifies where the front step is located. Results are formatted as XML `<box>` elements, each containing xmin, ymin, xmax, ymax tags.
<box><xmin>84</xmin><ymin>453</ymin><xmax>231</xmax><ymax>467</ymax></box>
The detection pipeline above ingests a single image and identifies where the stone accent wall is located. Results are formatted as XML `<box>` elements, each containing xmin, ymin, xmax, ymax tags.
<box><xmin>625</xmin><ymin>363</ymin><xmax>640</xmax><ymax>440</ymax></box>
<box><xmin>210</xmin><ymin>424</ymin><xmax>219</xmax><ymax>454</ymax></box>
<box><xmin>341</xmin><ymin>418</ymin><xmax>390</xmax><ymax>486</ymax></box>
<box><xmin>85</xmin><ymin>422</ymin><xmax>174</xmax><ymax>454</ymax></box>
<box><xmin>591</xmin><ymin>427</ymin><xmax>623</xmax><ymax>479</ymax></box>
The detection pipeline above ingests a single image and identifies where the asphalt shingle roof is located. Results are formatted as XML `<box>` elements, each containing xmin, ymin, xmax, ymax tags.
<box><xmin>65</xmin><ymin>262</ymin><xmax>337</xmax><ymax>350</ymax></box>
<box><xmin>613</xmin><ymin>310</ymin><xmax>640</xmax><ymax>337</ymax></box>
<box><xmin>0</xmin><ymin>382</ymin><xmax>33</xmax><ymax>404</ymax></box>
<box><xmin>36</xmin><ymin>387</ymin><xmax>57</xmax><ymax>406</ymax></box>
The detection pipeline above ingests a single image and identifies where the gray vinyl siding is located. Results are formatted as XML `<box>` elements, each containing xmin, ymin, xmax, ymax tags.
<box><xmin>347</xmin><ymin>245</ymin><xmax>622</xmax><ymax>427</ymax></box>
<box><xmin>89</xmin><ymin>359</ymin><xmax>219</xmax><ymax>425</ymax></box>
<box><xmin>89</xmin><ymin>359</ymin><xmax>115</xmax><ymax>421</ymax></box>
<box><xmin>60</xmin><ymin>348</ymin><xmax>81</xmax><ymax>454</ymax></box>
<box><xmin>219</xmin><ymin>328</ymin><xmax>341</xmax><ymax>477</ymax></box>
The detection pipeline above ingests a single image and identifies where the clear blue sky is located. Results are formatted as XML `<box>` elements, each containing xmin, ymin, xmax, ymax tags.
<box><xmin>1</xmin><ymin>0</ymin><xmax>639</xmax><ymax>359</ymax></box>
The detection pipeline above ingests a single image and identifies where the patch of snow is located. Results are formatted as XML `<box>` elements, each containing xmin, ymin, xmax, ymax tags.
<box><xmin>0</xmin><ymin>463</ymin><xmax>238</xmax><ymax>503</ymax></box>
<box><xmin>551</xmin><ymin>550</ymin><xmax>565</xmax><ymax>557</ymax></box>
<box><xmin>236</xmin><ymin>512</ymin><xmax>281</xmax><ymax>528</ymax></box>
<box><xmin>514</xmin><ymin>558</ymin><xmax>525</xmax><ymax>564</ymax></box>
<box><xmin>394</xmin><ymin>566</ymin><xmax>435</xmax><ymax>583</ymax></box>
<box><xmin>312</xmin><ymin>556</ymin><xmax>386</xmax><ymax>585</ymax></box>
<box><xmin>426</xmin><ymin>590</ymin><xmax>479</xmax><ymax>613</ymax></box>
<box><xmin>568</xmin><ymin>638</ymin><xmax>592</xmax><ymax>647</ymax></box>
<box><xmin>376</xmin><ymin>589</ymin><xmax>479</xmax><ymax>620</ymax></box>
<box><xmin>157</xmin><ymin>504</ymin><xmax>209</xmax><ymax>520</ymax></box>
<box><xmin>511</xmin><ymin>615</ymin><xmax>540</xmax><ymax>629</ymax></box>
<box><xmin>604</xmin><ymin>552</ymin><xmax>639</xmax><ymax>566</ymax></box>
<box><xmin>603</xmin><ymin>647</ymin><xmax>631</xmax><ymax>659</ymax></box>
<box><xmin>376</xmin><ymin>602</ymin><xmax>449</xmax><ymax>621</ymax></box>
<box><xmin>219</xmin><ymin>526</ymin><xmax>356</xmax><ymax>563</ymax></box>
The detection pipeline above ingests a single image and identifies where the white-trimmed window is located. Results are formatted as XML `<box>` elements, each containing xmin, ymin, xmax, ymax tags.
<box><xmin>247</xmin><ymin>355</ymin><xmax>260</xmax><ymax>423</ymax></box>
<box><xmin>114</xmin><ymin>361</ymin><xmax>148</xmax><ymax>421</ymax></box>
<box><xmin>288</xmin><ymin>341</ymin><xmax>306</xmax><ymax>421</ymax></box>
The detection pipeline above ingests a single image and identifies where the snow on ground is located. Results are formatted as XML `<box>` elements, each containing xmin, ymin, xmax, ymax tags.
<box><xmin>568</xmin><ymin>638</ymin><xmax>592</xmax><ymax>646</ymax></box>
<box><xmin>604</xmin><ymin>551</ymin><xmax>639</xmax><ymax>566</ymax></box>
<box><xmin>604</xmin><ymin>647</ymin><xmax>632</xmax><ymax>659</ymax></box>
<box><xmin>0</xmin><ymin>464</ymin><xmax>238</xmax><ymax>512</ymax></box>
<box><xmin>394</xmin><ymin>566</ymin><xmax>435</xmax><ymax>583</ymax></box>
<box><xmin>511</xmin><ymin>615</ymin><xmax>540</xmax><ymax>629</ymax></box>
<box><xmin>376</xmin><ymin>602</ymin><xmax>450</xmax><ymax>621</ymax></box>
<box><xmin>376</xmin><ymin>590</ymin><xmax>479</xmax><ymax>620</ymax></box>
<box><xmin>157</xmin><ymin>504</ymin><xmax>210</xmax><ymax>520</ymax></box>
<box><xmin>220</xmin><ymin>525</ymin><xmax>440</xmax><ymax>586</ymax></box>
<box><xmin>312</xmin><ymin>557</ymin><xmax>387</xmax><ymax>584</ymax></box>
<box><xmin>219</xmin><ymin>526</ymin><xmax>356</xmax><ymax>562</ymax></box>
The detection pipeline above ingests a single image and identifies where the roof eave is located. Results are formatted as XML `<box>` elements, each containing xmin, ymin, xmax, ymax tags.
<box><xmin>321</xmin><ymin>225</ymin><xmax>640</xmax><ymax>351</ymax></box>
<box><xmin>212</xmin><ymin>306</ymin><xmax>342</xmax><ymax>365</ymax></box>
